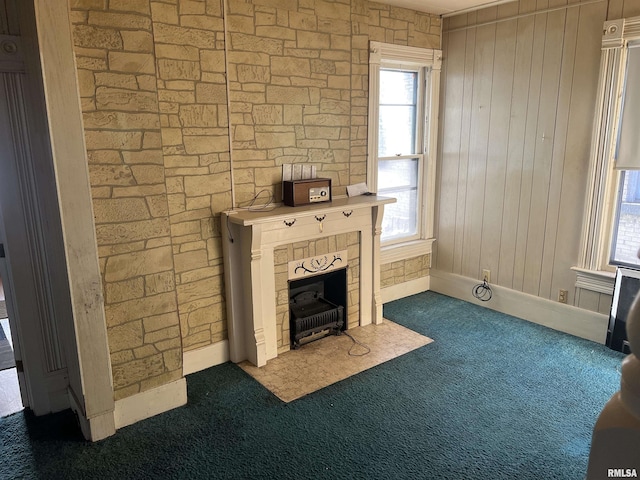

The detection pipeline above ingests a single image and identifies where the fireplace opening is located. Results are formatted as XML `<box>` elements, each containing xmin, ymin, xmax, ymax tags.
<box><xmin>289</xmin><ymin>267</ymin><xmax>347</xmax><ymax>349</ymax></box>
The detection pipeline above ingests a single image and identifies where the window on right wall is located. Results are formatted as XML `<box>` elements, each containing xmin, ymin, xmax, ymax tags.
<box><xmin>609</xmin><ymin>43</ymin><xmax>640</xmax><ymax>269</ymax></box>
<box><xmin>610</xmin><ymin>170</ymin><xmax>640</xmax><ymax>268</ymax></box>
<box><xmin>579</xmin><ymin>17</ymin><xmax>640</xmax><ymax>276</ymax></box>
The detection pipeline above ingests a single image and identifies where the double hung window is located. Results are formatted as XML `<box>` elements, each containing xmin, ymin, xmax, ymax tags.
<box><xmin>377</xmin><ymin>68</ymin><xmax>422</xmax><ymax>244</ymax></box>
<box><xmin>609</xmin><ymin>43</ymin><xmax>640</xmax><ymax>268</ymax></box>
<box><xmin>368</xmin><ymin>42</ymin><xmax>441</xmax><ymax>261</ymax></box>
<box><xmin>580</xmin><ymin>18</ymin><xmax>640</xmax><ymax>278</ymax></box>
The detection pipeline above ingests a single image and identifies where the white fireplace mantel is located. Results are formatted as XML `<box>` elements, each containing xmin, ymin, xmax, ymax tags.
<box><xmin>221</xmin><ymin>196</ymin><xmax>395</xmax><ymax>367</ymax></box>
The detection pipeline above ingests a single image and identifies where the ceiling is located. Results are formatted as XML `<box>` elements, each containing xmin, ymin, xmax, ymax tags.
<box><xmin>377</xmin><ymin>0</ymin><xmax>516</xmax><ymax>16</ymax></box>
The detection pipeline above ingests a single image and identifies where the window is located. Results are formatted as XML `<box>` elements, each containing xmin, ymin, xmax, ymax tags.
<box><xmin>609</xmin><ymin>42</ymin><xmax>640</xmax><ymax>269</ymax></box>
<box><xmin>610</xmin><ymin>170</ymin><xmax>640</xmax><ymax>267</ymax></box>
<box><xmin>368</xmin><ymin>42</ymin><xmax>442</xmax><ymax>261</ymax></box>
<box><xmin>579</xmin><ymin>17</ymin><xmax>640</xmax><ymax>280</ymax></box>
<box><xmin>378</xmin><ymin>68</ymin><xmax>421</xmax><ymax>243</ymax></box>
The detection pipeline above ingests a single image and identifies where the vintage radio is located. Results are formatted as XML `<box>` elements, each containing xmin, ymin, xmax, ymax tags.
<box><xmin>283</xmin><ymin>178</ymin><xmax>332</xmax><ymax>207</ymax></box>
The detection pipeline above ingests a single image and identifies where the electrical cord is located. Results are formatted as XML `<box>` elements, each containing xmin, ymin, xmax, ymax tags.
<box><xmin>225</xmin><ymin>213</ymin><xmax>234</xmax><ymax>243</ymax></box>
<box><xmin>225</xmin><ymin>189</ymin><xmax>277</xmax><ymax>243</ymax></box>
<box><xmin>472</xmin><ymin>279</ymin><xmax>493</xmax><ymax>302</ymax></box>
<box><xmin>343</xmin><ymin>331</ymin><xmax>370</xmax><ymax>356</ymax></box>
<box><xmin>238</xmin><ymin>189</ymin><xmax>276</xmax><ymax>212</ymax></box>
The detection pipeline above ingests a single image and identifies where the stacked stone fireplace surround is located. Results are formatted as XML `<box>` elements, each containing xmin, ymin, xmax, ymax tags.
<box><xmin>274</xmin><ymin>232</ymin><xmax>360</xmax><ymax>353</ymax></box>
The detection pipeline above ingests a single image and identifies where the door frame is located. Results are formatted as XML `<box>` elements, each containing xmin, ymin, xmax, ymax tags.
<box><xmin>11</xmin><ymin>0</ymin><xmax>116</xmax><ymax>440</ymax></box>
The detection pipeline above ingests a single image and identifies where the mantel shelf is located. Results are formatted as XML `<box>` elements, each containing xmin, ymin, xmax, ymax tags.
<box><xmin>225</xmin><ymin>195</ymin><xmax>395</xmax><ymax>226</ymax></box>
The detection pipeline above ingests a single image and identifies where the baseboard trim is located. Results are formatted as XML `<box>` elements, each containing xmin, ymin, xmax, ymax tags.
<box><xmin>114</xmin><ymin>377</ymin><xmax>187</xmax><ymax>430</ymax></box>
<box><xmin>382</xmin><ymin>276</ymin><xmax>430</xmax><ymax>303</ymax></box>
<box><xmin>183</xmin><ymin>340</ymin><xmax>229</xmax><ymax>375</ymax></box>
<box><xmin>429</xmin><ymin>270</ymin><xmax>608</xmax><ymax>344</ymax></box>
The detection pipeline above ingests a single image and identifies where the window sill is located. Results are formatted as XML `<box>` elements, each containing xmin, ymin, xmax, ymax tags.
<box><xmin>571</xmin><ymin>267</ymin><xmax>615</xmax><ymax>295</ymax></box>
<box><xmin>381</xmin><ymin>238</ymin><xmax>435</xmax><ymax>265</ymax></box>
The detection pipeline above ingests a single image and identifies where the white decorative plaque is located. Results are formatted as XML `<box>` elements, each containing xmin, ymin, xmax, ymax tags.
<box><xmin>288</xmin><ymin>250</ymin><xmax>348</xmax><ymax>281</ymax></box>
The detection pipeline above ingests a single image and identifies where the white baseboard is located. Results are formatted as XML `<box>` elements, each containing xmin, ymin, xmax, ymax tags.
<box><xmin>429</xmin><ymin>269</ymin><xmax>608</xmax><ymax>344</ymax></box>
<box><xmin>183</xmin><ymin>339</ymin><xmax>229</xmax><ymax>375</ymax></box>
<box><xmin>382</xmin><ymin>276</ymin><xmax>430</xmax><ymax>303</ymax></box>
<box><xmin>114</xmin><ymin>377</ymin><xmax>187</xmax><ymax>430</ymax></box>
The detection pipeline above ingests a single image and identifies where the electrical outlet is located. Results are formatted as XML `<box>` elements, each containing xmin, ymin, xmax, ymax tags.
<box><xmin>558</xmin><ymin>289</ymin><xmax>568</xmax><ymax>304</ymax></box>
<box><xmin>482</xmin><ymin>269</ymin><xmax>491</xmax><ymax>283</ymax></box>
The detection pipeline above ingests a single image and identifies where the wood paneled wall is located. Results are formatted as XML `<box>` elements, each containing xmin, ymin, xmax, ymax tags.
<box><xmin>436</xmin><ymin>0</ymin><xmax>640</xmax><ymax>307</ymax></box>
<box><xmin>0</xmin><ymin>0</ymin><xmax>19</xmax><ymax>35</ymax></box>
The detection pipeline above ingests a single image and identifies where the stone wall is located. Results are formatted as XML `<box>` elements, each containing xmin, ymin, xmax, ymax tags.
<box><xmin>274</xmin><ymin>232</ymin><xmax>360</xmax><ymax>352</ymax></box>
<box><xmin>71</xmin><ymin>1</ymin><xmax>184</xmax><ymax>401</ymax></box>
<box><xmin>226</xmin><ymin>0</ymin><xmax>440</xmax><ymax>204</ymax></box>
<box><xmin>69</xmin><ymin>0</ymin><xmax>440</xmax><ymax>401</ymax></box>
<box><xmin>151</xmin><ymin>0</ymin><xmax>232</xmax><ymax>354</ymax></box>
<box><xmin>381</xmin><ymin>254</ymin><xmax>430</xmax><ymax>288</ymax></box>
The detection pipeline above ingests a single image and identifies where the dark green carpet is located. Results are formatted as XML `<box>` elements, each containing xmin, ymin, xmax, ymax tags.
<box><xmin>0</xmin><ymin>292</ymin><xmax>623</xmax><ymax>479</ymax></box>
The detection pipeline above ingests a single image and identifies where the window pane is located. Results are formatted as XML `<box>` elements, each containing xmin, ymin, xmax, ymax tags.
<box><xmin>616</xmin><ymin>46</ymin><xmax>640</xmax><ymax>169</ymax></box>
<box><xmin>611</xmin><ymin>170</ymin><xmax>640</xmax><ymax>267</ymax></box>
<box><xmin>378</xmin><ymin>69</ymin><xmax>418</xmax><ymax>157</ymax></box>
<box><xmin>378</xmin><ymin>158</ymin><xmax>419</xmax><ymax>242</ymax></box>
<box><xmin>379</xmin><ymin>106</ymin><xmax>416</xmax><ymax>157</ymax></box>
<box><xmin>380</xmin><ymin>70</ymin><xmax>417</xmax><ymax>104</ymax></box>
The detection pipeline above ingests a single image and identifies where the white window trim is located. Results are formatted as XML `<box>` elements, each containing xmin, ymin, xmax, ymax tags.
<box><xmin>367</xmin><ymin>41</ymin><xmax>442</xmax><ymax>265</ymax></box>
<box><xmin>578</xmin><ymin>16</ymin><xmax>640</xmax><ymax>291</ymax></box>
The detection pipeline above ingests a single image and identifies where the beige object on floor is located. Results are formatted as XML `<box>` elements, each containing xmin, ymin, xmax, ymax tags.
<box><xmin>239</xmin><ymin>320</ymin><xmax>433</xmax><ymax>402</ymax></box>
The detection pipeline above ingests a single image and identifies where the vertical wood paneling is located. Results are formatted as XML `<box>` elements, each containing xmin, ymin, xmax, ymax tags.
<box><xmin>512</xmin><ymin>6</ymin><xmax>547</xmax><ymax>291</ymax></box>
<box><xmin>552</xmin><ymin>0</ymin><xmax>608</xmax><ymax>302</ymax></box>
<box><xmin>540</xmin><ymin>2</ymin><xmax>578</xmax><ymax>300</ymax></box>
<box><xmin>607</xmin><ymin>0</ymin><xmax>625</xmax><ymax>19</ymax></box>
<box><xmin>437</xmin><ymin>0</ymin><xmax>609</xmax><ymax>308</ymax></box>
<box><xmin>0</xmin><ymin>0</ymin><xmax>18</xmax><ymax>35</ymax></box>
<box><xmin>452</xmin><ymin>24</ymin><xmax>476</xmax><ymax>275</ymax></box>
<box><xmin>497</xmin><ymin>1</ymin><xmax>521</xmax><ymax>20</ymax></box>
<box><xmin>498</xmin><ymin>14</ymin><xmax>535</xmax><ymax>287</ymax></box>
<box><xmin>520</xmin><ymin>0</ymin><xmax>540</xmax><ymax>15</ymax></box>
<box><xmin>478</xmin><ymin>18</ymin><xmax>517</xmax><ymax>280</ymax></box>
<box><xmin>622</xmin><ymin>0</ymin><xmax>640</xmax><ymax>18</ymax></box>
<box><xmin>522</xmin><ymin>6</ymin><xmax>566</xmax><ymax>296</ymax></box>
<box><xmin>598</xmin><ymin>293</ymin><xmax>612</xmax><ymax>315</ymax></box>
<box><xmin>606</xmin><ymin>0</ymin><xmax>640</xmax><ymax>20</ymax></box>
<box><xmin>574</xmin><ymin>289</ymin><xmax>611</xmax><ymax>316</ymax></box>
<box><xmin>460</xmin><ymin>20</ymin><xmax>496</xmax><ymax>279</ymax></box>
<box><xmin>0</xmin><ymin>1</ymin><xmax>7</xmax><ymax>35</ymax></box>
<box><xmin>576</xmin><ymin>288</ymin><xmax>601</xmax><ymax>312</ymax></box>
<box><xmin>435</xmin><ymin>28</ymin><xmax>466</xmax><ymax>272</ymax></box>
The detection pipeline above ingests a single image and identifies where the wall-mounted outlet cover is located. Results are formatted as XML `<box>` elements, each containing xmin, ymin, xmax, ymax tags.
<box><xmin>482</xmin><ymin>269</ymin><xmax>491</xmax><ymax>283</ymax></box>
<box><xmin>558</xmin><ymin>289</ymin><xmax>568</xmax><ymax>304</ymax></box>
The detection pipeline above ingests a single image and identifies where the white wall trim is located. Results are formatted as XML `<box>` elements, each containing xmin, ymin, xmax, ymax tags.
<box><xmin>32</xmin><ymin>0</ymin><xmax>115</xmax><ymax>437</ymax></box>
<box><xmin>69</xmin><ymin>388</ymin><xmax>115</xmax><ymax>442</ymax></box>
<box><xmin>183</xmin><ymin>340</ymin><xmax>229</xmax><ymax>376</ymax></box>
<box><xmin>381</xmin><ymin>238</ymin><xmax>434</xmax><ymax>265</ymax></box>
<box><xmin>382</xmin><ymin>276</ymin><xmax>430</xmax><ymax>303</ymax></box>
<box><xmin>429</xmin><ymin>270</ymin><xmax>608</xmax><ymax>344</ymax></box>
<box><xmin>572</xmin><ymin>267</ymin><xmax>615</xmax><ymax>295</ymax></box>
<box><xmin>114</xmin><ymin>378</ymin><xmax>187</xmax><ymax>430</ymax></box>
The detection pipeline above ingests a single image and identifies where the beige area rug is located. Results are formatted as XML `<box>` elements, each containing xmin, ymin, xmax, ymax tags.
<box><xmin>239</xmin><ymin>319</ymin><xmax>433</xmax><ymax>402</ymax></box>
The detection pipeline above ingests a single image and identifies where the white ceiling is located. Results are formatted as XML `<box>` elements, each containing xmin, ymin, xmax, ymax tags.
<box><xmin>377</xmin><ymin>0</ymin><xmax>516</xmax><ymax>16</ymax></box>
